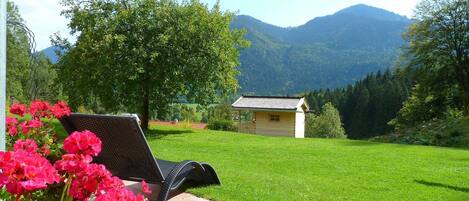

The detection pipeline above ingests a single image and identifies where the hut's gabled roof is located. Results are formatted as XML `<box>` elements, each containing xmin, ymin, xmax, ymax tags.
<box><xmin>232</xmin><ymin>96</ymin><xmax>309</xmax><ymax>112</ymax></box>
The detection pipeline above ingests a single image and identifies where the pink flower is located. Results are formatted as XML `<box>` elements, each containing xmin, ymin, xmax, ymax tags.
<box><xmin>20</xmin><ymin>121</ymin><xmax>30</xmax><ymax>134</ymax></box>
<box><xmin>9</xmin><ymin>103</ymin><xmax>27</xmax><ymax>117</ymax></box>
<box><xmin>63</xmin><ymin>130</ymin><xmax>102</xmax><ymax>156</ymax></box>
<box><xmin>7</xmin><ymin>125</ymin><xmax>18</xmax><ymax>136</ymax></box>
<box><xmin>69</xmin><ymin>164</ymin><xmax>112</xmax><ymax>200</ymax></box>
<box><xmin>28</xmin><ymin>119</ymin><xmax>43</xmax><ymax>128</ymax></box>
<box><xmin>0</xmin><ymin>150</ymin><xmax>60</xmax><ymax>197</ymax></box>
<box><xmin>19</xmin><ymin>119</ymin><xmax>43</xmax><ymax>134</ymax></box>
<box><xmin>6</xmin><ymin>117</ymin><xmax>18</xmax><ymax>125</ymax></box>
<box><xmin>66</xmin><ymin>162</ymin><xmax>146</xmax><ymax>201</ymax></box>
<box><xmin>51</xmin><ymin>101</ymin><xmax>71</xmax><ymax>119</ymax></box>
<box><xmin>6</xmin><ymin>117</ymin><xmax>18</xmax><ymax>136</ymax></box>
<box><xmin>95</xmin><ymin>188</ymin><xmax>145</xmax><ymax>201</ymax></box>
<box><xmin>29</xmin><ymin>100</ymin><xmax>51</xmax><ymax>118</ymax></box>
<box><xmin>41</xmin><ymin>145</ymin><xmax>51</xmax><ymax>156</ymax></box>
<box><xmin>141</xmin><ymin>180</ymin><xmax>151</xmax><ymax>194</ymax></box>
<box><xmin>54</xmin><ymin>154</ymin><xmax>92</xmax><ymax>174</ymax></box>
<box><xmin>94</xmin><ymin>175</ymin><xmax>146</xmax><ymax>201</ymax></box>
<box><xmin>13</xmin><ymin>139</ymin><xmax>38</xmax><ymax>153</ymax></box>
<box><xmin>99</xmin><ymin>176</ymin><xmax>125</xmax><ymax>190</ymax></box>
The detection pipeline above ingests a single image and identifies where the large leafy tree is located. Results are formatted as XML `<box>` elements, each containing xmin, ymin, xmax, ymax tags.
<box><xmin>389</xmin><ymin>0</ymin><xmax>469</xmax><ymax>128</ymax></box>
<box><xmin>404</xmin><ymin>0</ymin><xmax>469</xmax><ymax>114</ymax></box>
<box><xmin>55</xmin><ymin>0</ymin><xmax>249</xmax><ymax>129</ymax></box>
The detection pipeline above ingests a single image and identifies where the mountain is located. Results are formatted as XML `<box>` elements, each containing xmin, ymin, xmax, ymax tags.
<box><xmin>40</xmin><ymin>46</ymin><xmax>60</xmax><ymax>64</ymax></box>
<box><xmin>335</xmin><ymin>4</ymin><xmax>409</xmax><ymax>22</ymax></box>
<box><xmin>41</xmin><ymin>4</ymin><xmax>412</xmax><ymax>95</ymax></box>
<box><xmin>232</xmin><ymin>4</ymin><xmax>411</xmax><ymax>94</ymax></box>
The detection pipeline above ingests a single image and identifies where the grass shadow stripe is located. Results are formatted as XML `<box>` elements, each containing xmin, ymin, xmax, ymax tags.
<box><xmin>415</xmin><ymin>180</ymin><xmax>469</xmax><ymax>193</ymax></box>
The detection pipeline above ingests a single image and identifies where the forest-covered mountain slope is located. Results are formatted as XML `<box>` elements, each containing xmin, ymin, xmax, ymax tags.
<box><xmin>232</xmin><ymin>4</ymin><xmax>411</xmax><ymax>94</ymax></box>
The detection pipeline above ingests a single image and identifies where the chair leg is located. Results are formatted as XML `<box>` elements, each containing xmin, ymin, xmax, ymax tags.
<box><xmin>157</xmin><ymin>160</ymin><xmax>204</xmax><ymax>201</ymax></box>
<box><xmin>157</xmin><ymin>183</ymin><xmax>172</xmax><ymax>201</ymax></box>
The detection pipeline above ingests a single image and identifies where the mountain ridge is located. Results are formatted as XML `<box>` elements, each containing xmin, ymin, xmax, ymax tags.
<box><xmin>334</xmin><ymin>4</ymin><xmax>409</xmax><ymax>22</ymax></box>
<box><xmin>231</xmin><ymin>4</ymin><xmax>411</xmax><ymax>94</ymax></box>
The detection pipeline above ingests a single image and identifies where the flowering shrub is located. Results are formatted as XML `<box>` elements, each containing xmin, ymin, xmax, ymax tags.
<box><xmin>0</xmin><ymin>101</ymin><xmax>150</xmax><ymax>201</ymax></box>
<box><xmin>0</xmin><ymin>144</ymin><xmax>60</xmax><ymax>198</ymax></box>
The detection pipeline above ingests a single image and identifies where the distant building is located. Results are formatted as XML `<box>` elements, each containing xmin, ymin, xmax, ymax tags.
<box><xmin>232</xmin><ymin>96</ymin><xmax>309</xmax><ymax>138</ymax></box>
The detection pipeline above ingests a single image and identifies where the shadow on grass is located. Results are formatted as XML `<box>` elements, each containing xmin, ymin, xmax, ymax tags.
<box><xmin>145</xmin><ymin>128</ymin><xmax>194</xmax><ymax>139</ymax></box>
<box><xmin>338</xmin><ymin>140</ymin><xmax>380</xmax><ymax>146</ymax></box>
<box><xmin>415</xmin><ymin>180</ymin><xmax>469</xmax><ymax>193</ymax></box>
<box><xmin>177</xmin><ymin>180</ymin><xmax>219</xmax><ymax>193</ymax></box>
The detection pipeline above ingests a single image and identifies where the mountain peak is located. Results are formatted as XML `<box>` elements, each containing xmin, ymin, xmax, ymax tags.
<box><xmin>335</xmin><ymin>4</ymin><xmax>409</xmax><ymax>22</ymax></box>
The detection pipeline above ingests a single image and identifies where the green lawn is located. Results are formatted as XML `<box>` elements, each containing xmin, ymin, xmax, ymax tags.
<box><xmin>146</xmin><ymin>125</ymin><xmax>469</xmax><ymax>201</ymax></box>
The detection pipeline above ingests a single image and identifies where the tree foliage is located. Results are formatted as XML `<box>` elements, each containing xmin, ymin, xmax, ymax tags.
<box><xmin>6</xmin><ymin>2</ymin><xmax>31</xmax><ymax>102</ymax></box>
<box><xmin>6</xmin><ymin>1</ymin><xmax>58</xmax><ymax>102</ymax></box>
<box><xmin>158</xmin><ymin>104</ymin><xmax>198</xmax><ymax>122</ymax></box>
<box><xmin>405</xmin><ymin>0</ymin><xmax>469</xmax><ymax>113</ymax></box>
<box><xmin>306</xmin><ymin>70</ymin><xmax>413</xmax><ymax>139</ymax></box>
<box><xmin>390</xmin><ymin>0</ymin><xmax>469</xmax><ymax>129</ymax></box>
<box><xmin>306</xmin><ymin>102</ymin><xmax>346</xmax><ymax>138</ymax></box>
<box><xmin>206</xmin><ymin>101</ymin><xmax>232</xmax><ymax>122</ymax></box>
<box><xmin>55</xmin><ymin>0</ymin><xmax>249</xmax><ymax>129</ymax></box>
<box><xmin>29</xmin><ymin>54</ymin><xmax>58</xmax><ymax>101</ymax></box>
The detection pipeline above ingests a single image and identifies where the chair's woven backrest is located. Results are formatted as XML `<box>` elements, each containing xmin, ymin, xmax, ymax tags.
<box><xmin>60</xmin><ymin>113</ymin><xmax>164</xmax><ymax>183</ymax></box>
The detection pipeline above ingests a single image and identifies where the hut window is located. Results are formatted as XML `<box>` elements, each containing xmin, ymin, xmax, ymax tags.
<box><xmin>270</xmin><ymin>114</ymin><xmax>280</xmax><ymax>122</ymax></box>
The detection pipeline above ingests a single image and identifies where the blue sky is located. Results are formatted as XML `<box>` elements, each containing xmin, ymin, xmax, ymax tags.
<box><xmin>13</xmin><ymin>0</ymin><xmax>421</xmax><ymax>50</ymax></box>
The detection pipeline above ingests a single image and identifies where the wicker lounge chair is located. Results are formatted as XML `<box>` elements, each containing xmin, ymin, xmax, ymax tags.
<box><xmin>60</xmin><ymin>113</ymin><xmax>220</xmax><ymax>201</ymax></box>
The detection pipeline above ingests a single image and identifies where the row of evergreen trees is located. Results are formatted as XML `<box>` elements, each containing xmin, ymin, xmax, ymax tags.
<box><xmin>305</xmin><ymin>69</ymin><xmax>414</xmax><ymax>139</ymax></box>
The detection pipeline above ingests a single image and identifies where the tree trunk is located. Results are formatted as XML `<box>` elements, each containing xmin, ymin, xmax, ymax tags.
<box><xmin>456</xmin><ymin>64</ymin><xmax>469</xmax><ymax>114</ymax></box>
<box><xmin>141</xmin><ymin>90</ymin><xmax>150</xmax><ymax>131</ymax></box>
<box><xmin>462</xmin><ymin>70</ymin><xmax>469</xmax><ymax>114</ymax></box>
<box><xmin>461</xmin><ymin>88</ymin><xmax>469</xmax><ymax>115</ymax></box>
<box><xmin>141</xmin><ymin>70</ymin><xmax>151</xmax><ymax>130</ymax></box>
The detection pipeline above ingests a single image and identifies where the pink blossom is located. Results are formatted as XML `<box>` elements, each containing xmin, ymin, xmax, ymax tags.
<box><xmin>94</xmin><ymin>176</ymin><xmax>145</xmax><ymax>201</ymax></box>
<box><xmin>51</xmin><ymin>101</ymin><xmax>71</xmax><ymax>119</ymax></box>
<box><xmin>6</xmin><ymin>117</ymin><xmax>18</xmax><ymax>136</ymax></box>
<box><xmin>41</xmin><ymin>145</ymin><xmax>51</xmax><ymax>156</ymax></box>
<box><xmin>69</xmin><ymin>164</ymin><xmax>112</xmax><ymax>200</ymax></box>
<box><xmin>99</xmin><ymin>176</ymin><xmax>125</xmax><ymax>190</ymax></box>
<box><xmin>20</xmin><ymin>121</ymin><xmax>30</xmax><ymax>134</ymax></box>
<box><xmin>0</xmin><ymin>150</ymin><xmax>60</xmax><ymax>197</ymax></box>
<box><xmin>13</xmin><ymin>139</ymin><xmax>38</xmax><ymax>153</ymax></box>
<box><xmin>29</xmin><ymin>100</ymin><xmax>51</xmax><ymax>118</ymax></box>
<box><xmin>28</xmin><ymin>119</ymin><xmax>43</xmax><ymax>128</ymax></box>
<box><xmin>20</xmin><ymin>119</ymin><xmax>44</xmax><ymax>134</ymax></box>
<box><xmin>6</xmin><ymin>117</ymin><xmax>18</xmax><ymax>125</ymax></box>
<box><xmin>63</xmin><ymin>130</ymin><xmax>102</xmax><ymax>156</ymax></box>
<box><xmin>141</xmin><ymin>180</ymin><xmax>151</xmax><ymax>194</ymax></box>
<box><xmin>95</xmin><ymin>188</ymin><xmax>145</xmax><ymax>201</ymax></box>
<box><xmin>10</xmin><ymin>103</ymin><xmax>27</xmax><ymax>117</ymax></box>
<box><xmin>54</xmin><ymin>154</ymin><xmax>92</xmax><ymax>174</ymax></box>
<box><xmin>7</xmin><ymin>125</ymin><xmax>18</xmax><ymax>136</ymax></box>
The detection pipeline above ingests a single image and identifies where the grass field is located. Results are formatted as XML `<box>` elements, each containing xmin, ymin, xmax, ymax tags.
<box><xmin>146</xmin><ymin>125</ymin><xmax>469</xmax><ymax>201</ymax></box>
